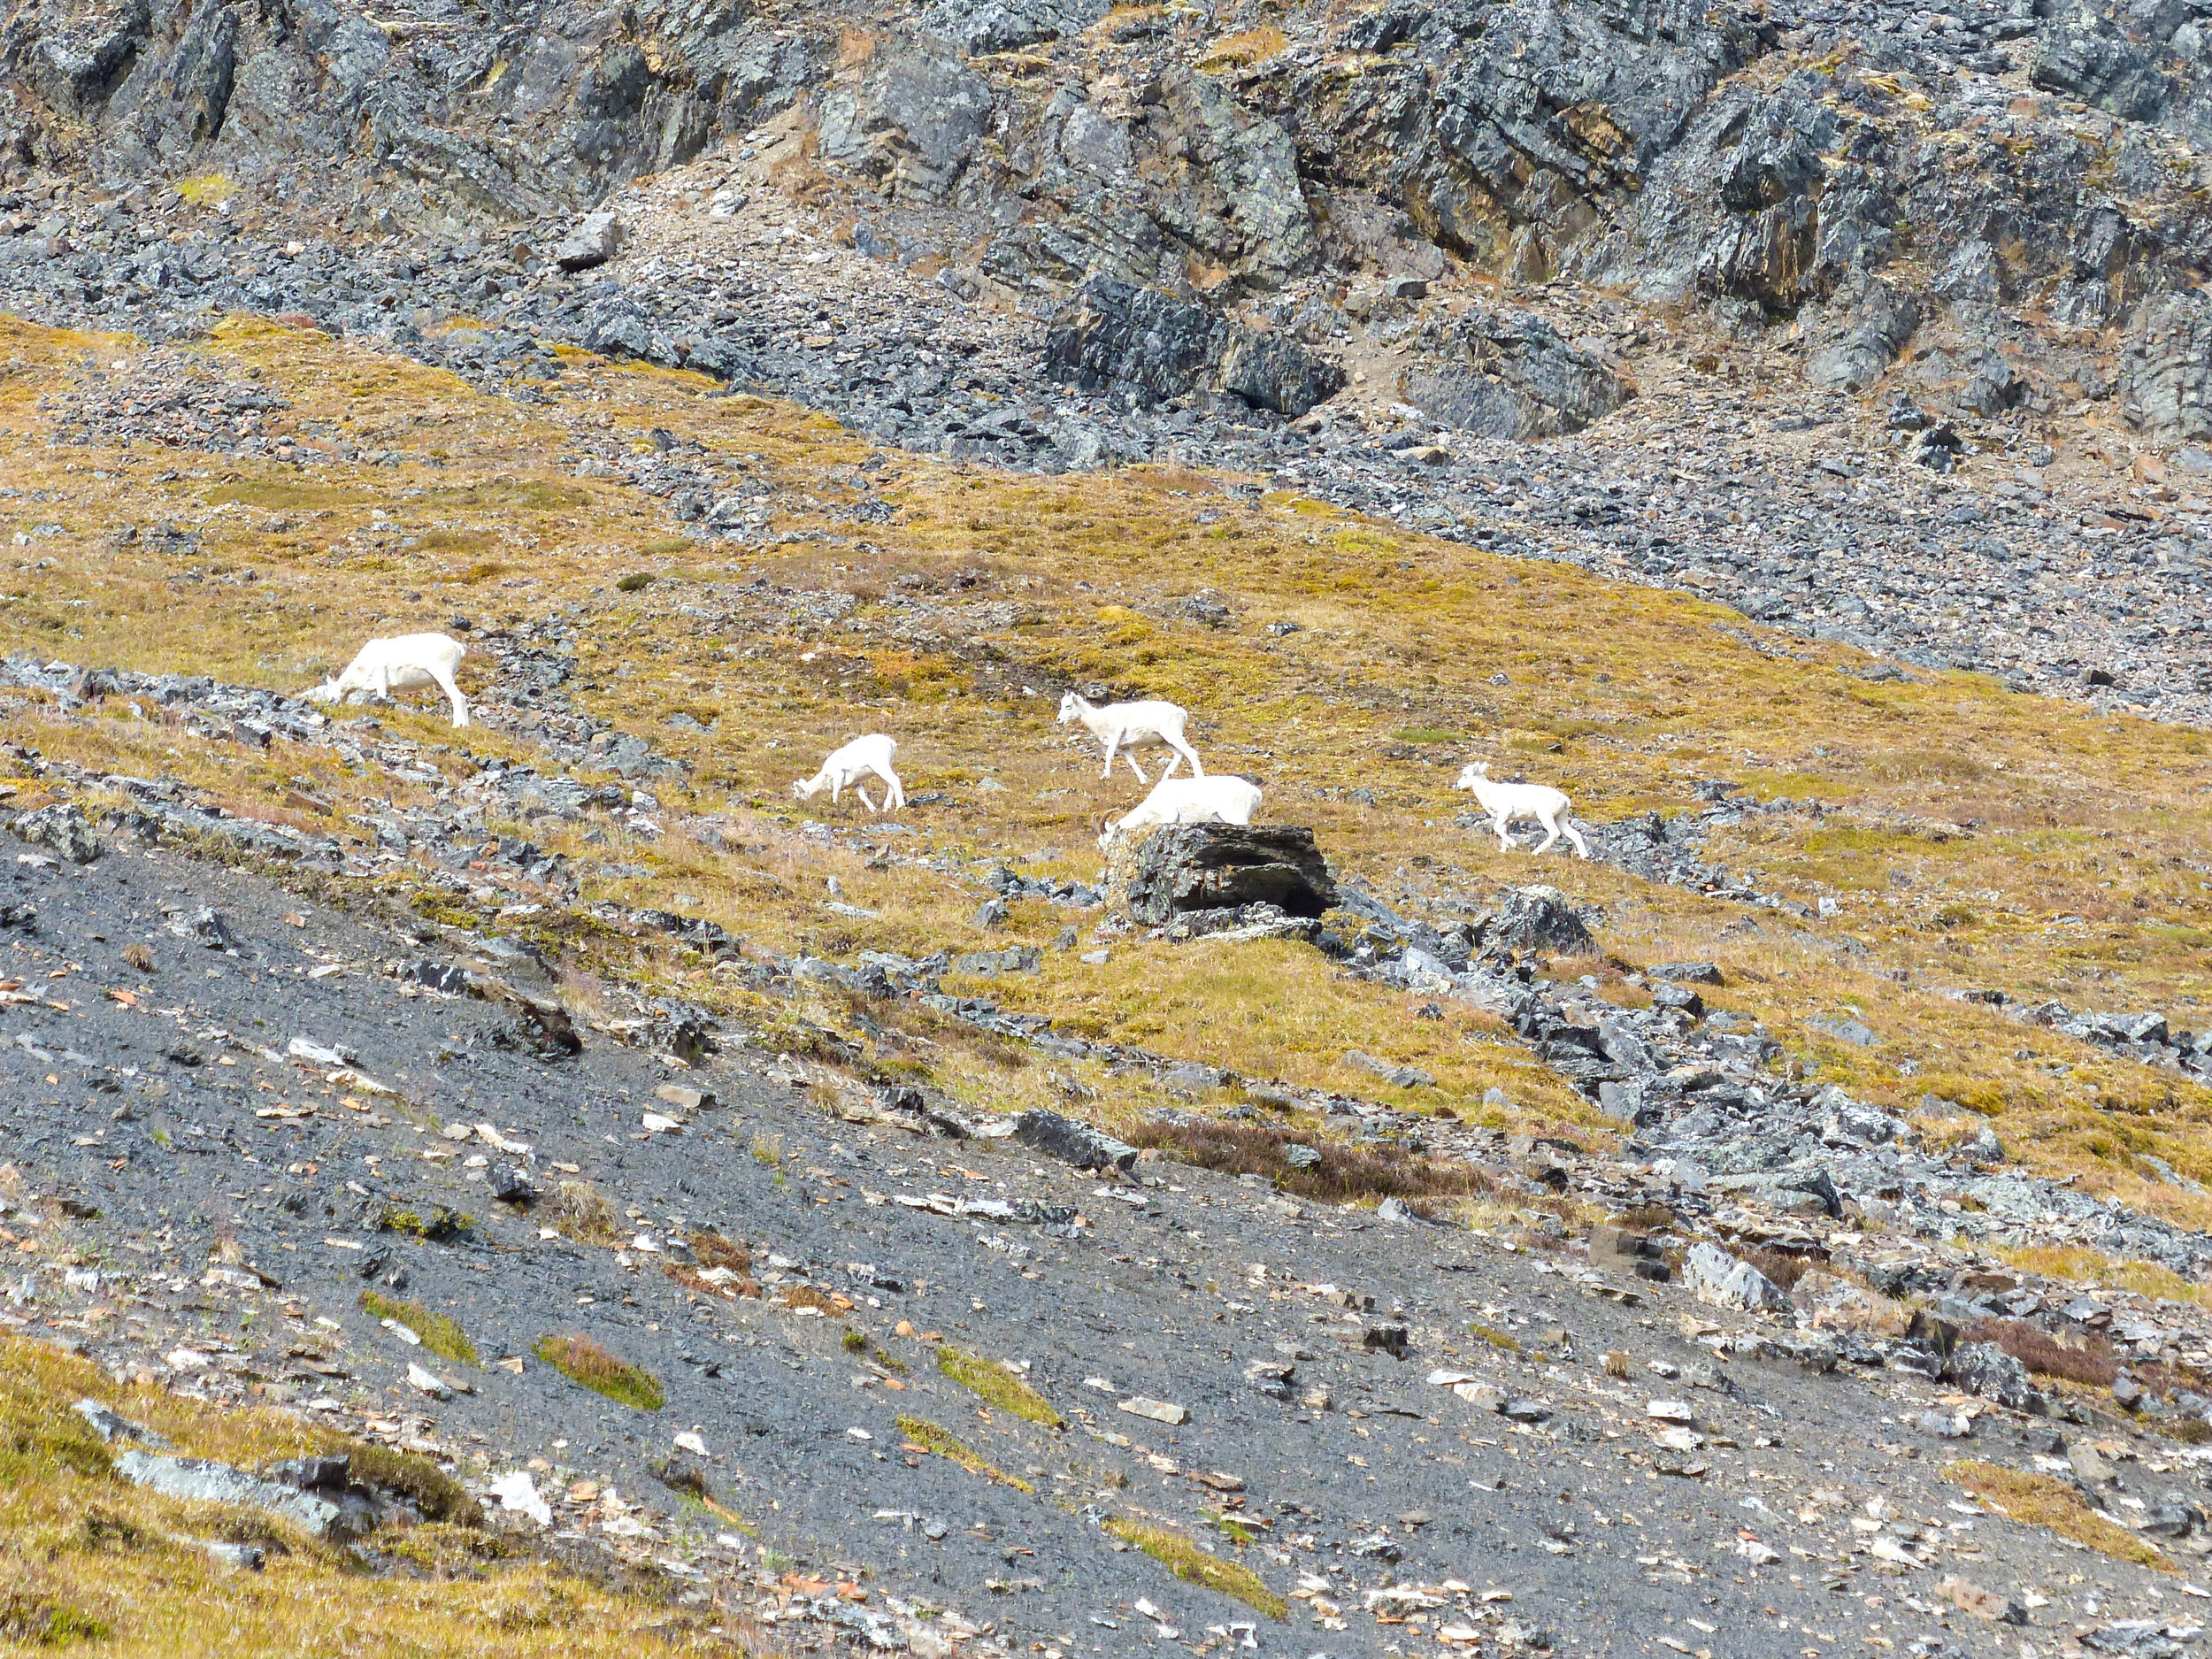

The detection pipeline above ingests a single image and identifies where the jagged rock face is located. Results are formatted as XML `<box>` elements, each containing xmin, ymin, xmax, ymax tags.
<box><xmin>9</xmin><ymin>0</ymin><xmax>2212</xmax><ymax>434</ymax></box>
<box><xmin>2122</xmin><ymin>290</ymin><xmax>2212</xmax><ymax>442</ymax></box>
<box><xmin>1271</xmin><ymin>0</ymin><xmax>1749</xmax><ymax>272</ymax></box>
<box><xmin>818</xmin><ymin>40</ymin><xmax>994</xmax><ymax>205</ymax></box>
<box><xmin>2032</xmin><ymin>6</ymin><xmax>2173</xmax><ymax>121</ymax></box>
<box><xmin>0</xmin><ymin>0</ymin><xmax>818</xmax><ymax>220</ymax></box>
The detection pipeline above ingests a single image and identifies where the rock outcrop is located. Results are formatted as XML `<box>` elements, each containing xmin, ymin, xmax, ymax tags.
<box><xmin>1112</xmin><ymin>824</ymin><xmax>1338</xmax><ymax>925</ymax></box>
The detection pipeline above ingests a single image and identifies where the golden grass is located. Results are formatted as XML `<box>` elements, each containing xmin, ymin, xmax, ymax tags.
<box><xmin>0</xmin><ymin>310</ymin><xmax>2207</xmax><ymax>1229</ymax></box>
<box><xmin>1105</xmin><ymin>1518</ymin><xmax>1287</xmax><ymax>1618</ymax></box>
<box><xmin>934</xmin><ymin>1348</ymin><xmax>1064</xmax><ymax>1427</ymax></box>
<box><xmin>1994</xmin><ymin>1245</ymin><xmax>2212</xmax><ymax>1310</ymax></box>
<box><xmin>1944</xmin><ymin>1459</ymin><xmax>2176</xmax><ymax>1571</ymax></box>
<box><xmin>548</xmin><ymin>1180</ymin><xmax>621</xmax><ymax>1246</ymax></box>
<box><xmin>0</xmin><ymin>1335</ymin><xmax>718</xmax><ymax>1655</ymax></box>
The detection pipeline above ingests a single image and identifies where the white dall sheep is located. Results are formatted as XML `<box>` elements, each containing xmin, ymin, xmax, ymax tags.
<box><xmin>1057</xmin><ymin>693</ymin><xmax>1205</xmax><ymax>784</ymax></box>
<box><xmin>793</xmin><ymin>734</ymin><xmax>905</xmax><ymax>815</ymax></box>
<box><xmin>1453</xmin><ymin>762</ymin><xmax>1589</xmax><ymax>859</ymax></box>
<box><xmin>303</xmin><ymin>633</ymin><xmax>470</xmax><ymax>726</ymax></box>
<box><xmin>1097</xmin><ymin>774</ymin><xmax>1261</xmax><ymax>851</ymax></box>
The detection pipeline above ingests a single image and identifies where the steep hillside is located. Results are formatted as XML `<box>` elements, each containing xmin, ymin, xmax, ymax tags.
<box><xmin>0</xmin><ymin>309</ymin><xmax>2209</xmax><ymax>1652</ymax></box>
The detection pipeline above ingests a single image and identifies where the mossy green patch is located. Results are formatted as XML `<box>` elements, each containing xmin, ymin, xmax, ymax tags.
<box><xmin>0</xmin><ymin>1593</ymin><xmax>108</xmax><ymax>1646</ymax></box>
<box><xmin>375</xmin><ymin>1203</ymin><xmax>472</xmax><ymax>1241</ymax></box>
<box><xmin>534</xmin><ymin>1334</ymin><xmax>664</xmax><ymax>1412</ymax></box>
<box><xmin>936</xmin><ymin>1347</ymin><xmax>1064</xmax><ymax>1427</ymax></box>
<box><xmin>895</xmin><ymin>1416</ymin><xmax>1033</xmax><ymax>1491</ymax></box>
<box><xmin>358</xmin><ymin>1290</ymin><xmax>480</xmax><ymax>1368</ymax></box>
<box><xmin>1106</xmin><ymin>1518</ymin><xmax>1287</xmax><ymax>1618</ymax></box>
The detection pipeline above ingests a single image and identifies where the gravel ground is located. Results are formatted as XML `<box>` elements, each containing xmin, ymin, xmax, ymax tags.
<box><xmin>5</xmin><ymin>830</ymin><xmax>2208</xmax><ymax>1657</ymax></box>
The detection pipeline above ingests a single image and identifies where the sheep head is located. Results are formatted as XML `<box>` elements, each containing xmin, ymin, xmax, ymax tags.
<box><xmin>1453</xmin><ymin>763</ymin><xmax>1490</xmax><ymax>790</ymax></box>
<box><xmin>1056</xmin><ymin>692</ymin><xmax>1087</xmax><ymax>726</ymax></box>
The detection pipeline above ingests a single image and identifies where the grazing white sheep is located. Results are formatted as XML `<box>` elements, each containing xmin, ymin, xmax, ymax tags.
<box><xmin>1057</xmin><ymin>693</ymin><xmax>1205</xmax><ymax>784</ymax></box>
<box><xmin>1453</xmin><ymin>761</ymin><xmax>1589</xmax><ymax>859</ymax></box>
<box><xmin>1097</xmin><ymin>774</ymin><xmax>1261</xmax><ymax>850</ymax></box>
<box><xmin>793</xmin><ymin>734</ymin><xmax>905</xmax><ymax>814</ymax></box>
<box><xmin>303</xmin><ymin>633</ymin><xmax>470</xmax><ymax>726</ymax></box>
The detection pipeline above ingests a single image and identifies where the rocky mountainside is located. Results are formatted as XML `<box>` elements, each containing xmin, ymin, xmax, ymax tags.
<box><xmin>4</xmin><ymin>0</ymin><xmax>2212</xmax><ymax>1651</ymax></box>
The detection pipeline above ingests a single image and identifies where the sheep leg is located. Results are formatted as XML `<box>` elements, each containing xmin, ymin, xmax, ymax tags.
<box><xmin>1493</xmin><ymin>812</ymin><xmax>1515</xmax><ymax>853</ymax></box>
<box><xmin>1171</xmin><ymin>736</ymin><xmax>1205</xmax><ymax>779</ymax></box>
<box><xmin>856</xmin><ymin>784</ymin><xmax>878</xmax><ymax>813</ymax></box>
<box><xmin>1532</xmin><ymin>812</ymin><xmax>1562</xmax><ymax>855</ymax></box>
<box><xmin>1119</xmin><ymin>747</ymin><xmax>1148</xmax><ymax>785</ymax></box>
<box><xmin>882</xmin><ymin>768</ymin><xmax>905</xmax><ymax>811</ymax></box>
<box><xmin>1156</xmin><ymin>745</ymin><xmax>1184</xmax><ymax>780</ymax></box>
<box><xmin>426</xmin><ymin>664</ymin><xmax>470</xmax><ymax>727</ymax></box>
<box><xmin>1098</xmin><ymin>733</ymin><xmax>1118</xmax><ymax>780</ymax></box>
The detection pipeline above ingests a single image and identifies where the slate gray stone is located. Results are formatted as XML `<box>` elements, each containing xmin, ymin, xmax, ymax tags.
<box><xmin>555</xmin><ymin>211</ymin><xmax>626</xmax><ymax>271</ymax></box>
<box><xmin>113</xmin><ymin>1450</ymin><xmax>355</xmax><ymax>1538</ymax></box>
<box><xmin>1402</xmin><ymin>306</ymin><xmax>1628</xmax><ymax>440</ymax></box>
<box><xmin>1489</xmin><ymin>886</ymin><xmax>1594</xmax><ymax>956</ymax></box>
<box><xmin>11</xmin><ymin>802</ymin><xmax>104</xmax><ymax>864</ymax></box>
<box><xmin>1945</xmin><ymin>1342</ymin><xmax>2042</xmax><ymax>1413</ymax></box>
<box><xmin>1681</xmin><ymin>1242</ymin><xmax>1790</xmax><ymax>1313</ymax></box>
<box><xmin>73</xmin><ymin>1397</ymin><xmax>170</xmax><ymax>1447</ymax></box>
<box><xmin>1010</xmin><ymin>1107</ymin><xmax>1138</xmax><ymax>1171</ymax></box>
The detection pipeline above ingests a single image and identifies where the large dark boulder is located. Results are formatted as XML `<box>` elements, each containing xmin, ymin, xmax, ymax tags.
<box><xmin>1115</xmin><ymin>825</ymin><xmax>1338</xmax><ymax>926</ymax></box>
<box><xmin>1012</xmin><ymin>1108</ymin><xmax>1137</xmax><ymax>1171</ymax></box>
<box><xmin>1400</xmin><ymin>305</ymin><xmax>1627</xmax><ymax>439</ymax></box>
<box><xmin>1042</xmin><ymin>277</ymin><xmax>1345</xmax><ymax>416</ymax></box>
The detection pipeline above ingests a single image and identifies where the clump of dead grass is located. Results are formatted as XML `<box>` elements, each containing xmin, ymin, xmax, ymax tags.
<box><xmin>1103</xmin><ymin>1518</ymin><xmax>1286</xmax><ymax>1619</ymax></box>
<box><xmin>1741</xmin><ymin>1246</ymin><xmax>1816</xmax><ymax>1293</ymax></box>
<box><xmin>547</xmin><ymin>1179</ymin><xmax>621</xmax><ymax>1245</ymax></box>
<box><xmin>895</xmin><ymin>1416</ymin><xmax>1033</xmax><ymax>1491</ymax></box>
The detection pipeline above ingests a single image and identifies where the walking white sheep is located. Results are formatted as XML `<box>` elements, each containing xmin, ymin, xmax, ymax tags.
<box><xmin>1097</xmin><ymin>774</ymin><xmax>1260</xmax><ymax>850</ymax></box>
<box><xmin>303</xmin><ymin>633</ymin><xmax>470</xmax><ymax>726</ymax></box>
<box><xmin>1453</xmin><ymin>762</ymin><xmax>1589</xmax><ymax>858</ymax></box>
<box><xmin>1057</xmin><ymin>693</ymin><xmax>1205</xmax><ymax>784</ymax></box>
<box><xmin>793</xmin><ymin>734</ymin><xmax>905</xmax><ymax>814</ymax></box>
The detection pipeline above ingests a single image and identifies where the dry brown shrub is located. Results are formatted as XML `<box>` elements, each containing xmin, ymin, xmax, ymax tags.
<box><xmin>1961</xmin><ymin>1317</ymin><xmax>2119</xmax><ymax>1386</ymax></box>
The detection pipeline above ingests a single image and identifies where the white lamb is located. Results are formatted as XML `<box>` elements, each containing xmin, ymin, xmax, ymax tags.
<box><xmin>793</xmin><ymin>734</ymin><xmax>905</xmax><ymax>814</ymax></box>
<box><xmin>303</xmin><ymin>633</ymin><xmax>470</xmax><ymax>726</ymax></box>
<box><xmin>1097</xmin><ymin>774</ymin><xmax>1261</xmax><ymax>850</ymax></box>
<box><xmin>1453</xmin><ymin>762</ymin><xmax>1589</xmax><ymax>859</ymax></box>
<box><xmin>1057</xmin><ymin>693</ymin><xmax>1205</xmax><ymax>784</ymax></box>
